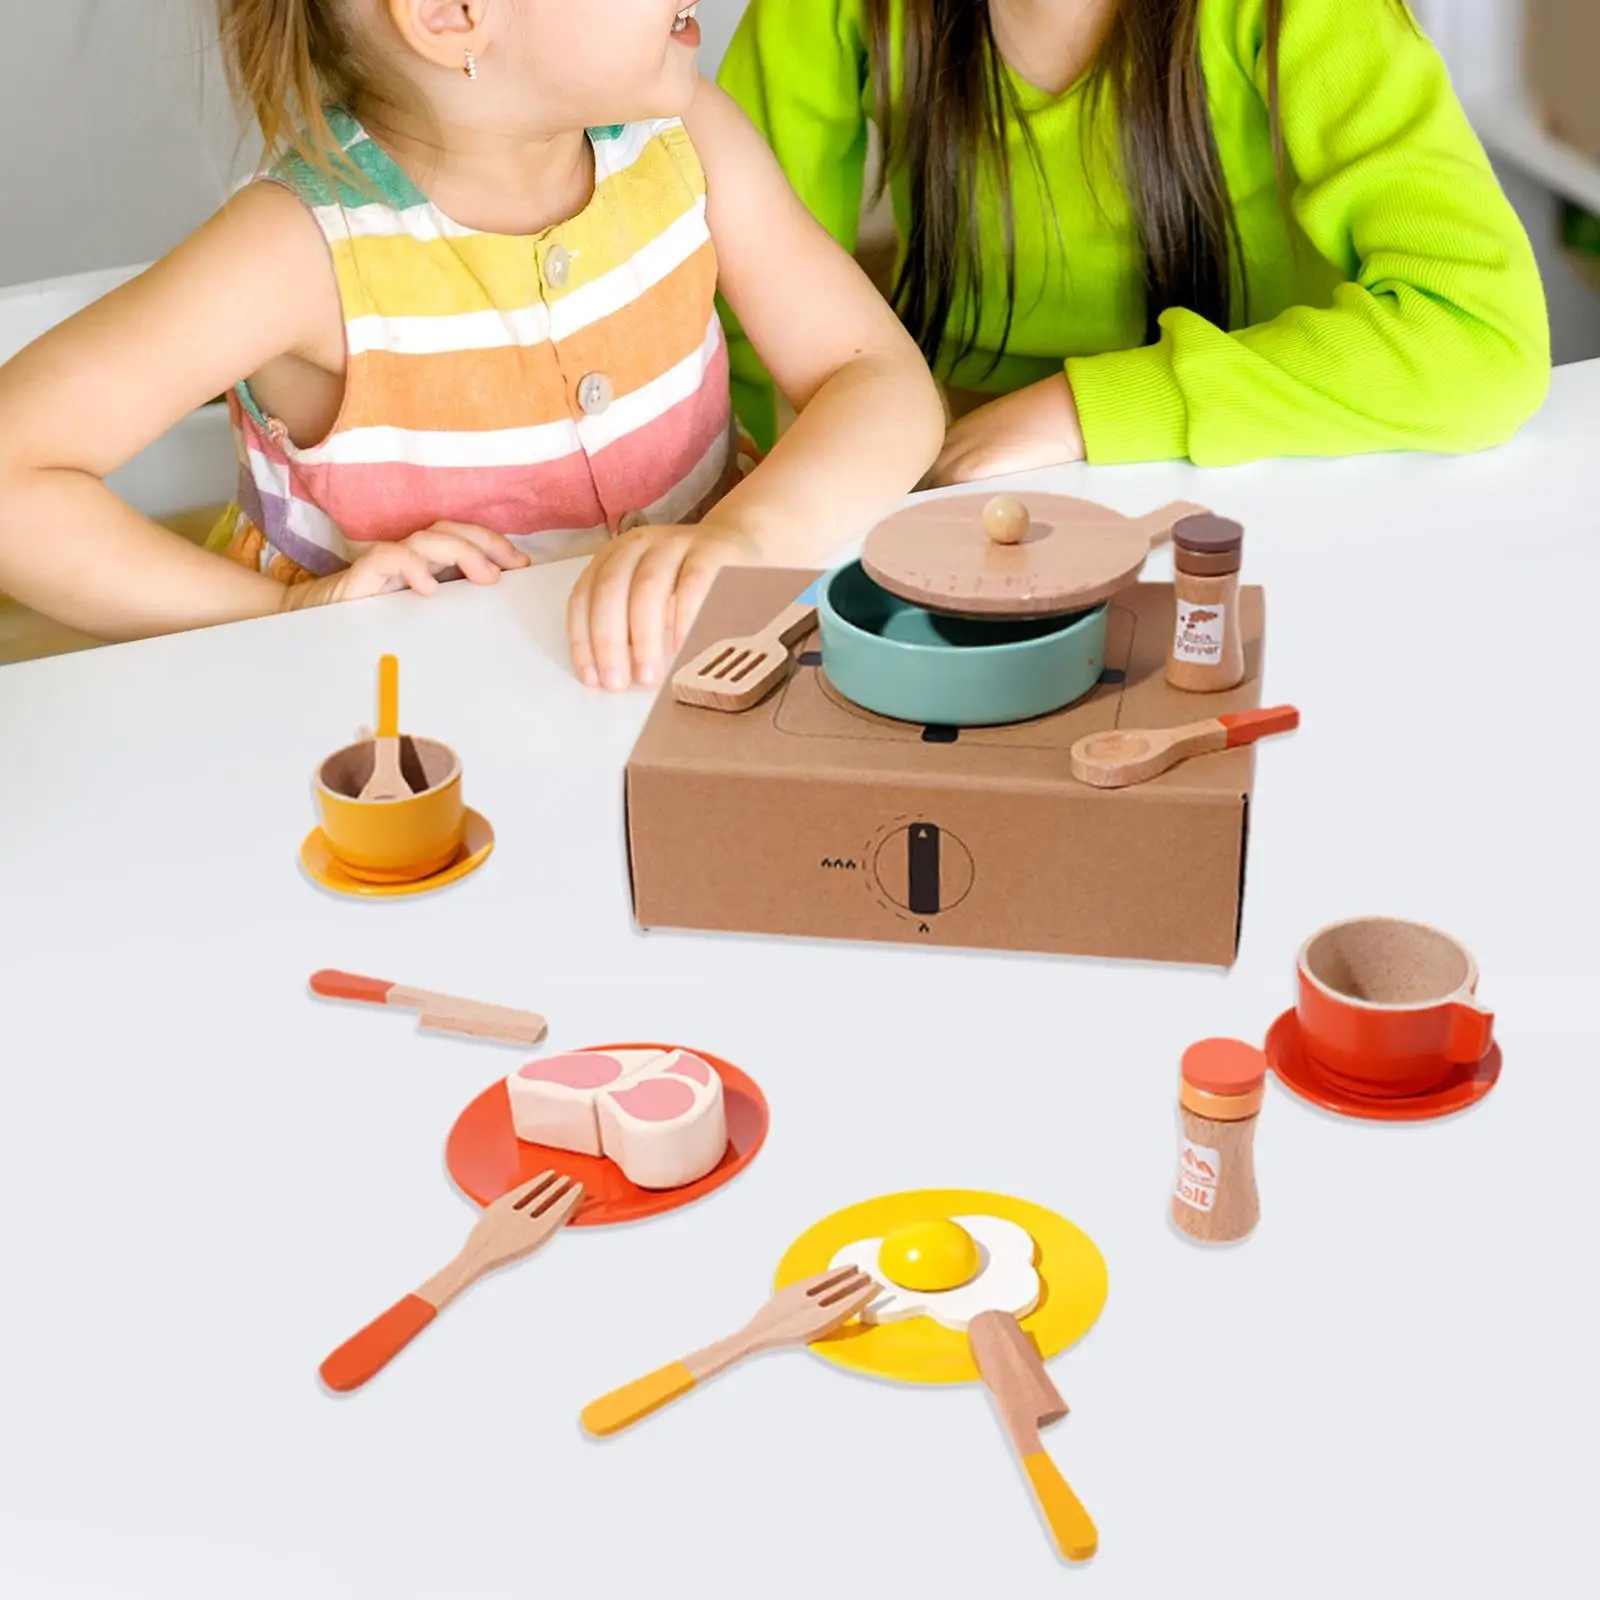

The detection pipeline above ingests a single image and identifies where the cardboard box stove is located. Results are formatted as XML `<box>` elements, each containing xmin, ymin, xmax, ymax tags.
<box><xmin>625</xmin><ymin>568</ymin><xmax>1270</xmax><ymax>966</ymax></box>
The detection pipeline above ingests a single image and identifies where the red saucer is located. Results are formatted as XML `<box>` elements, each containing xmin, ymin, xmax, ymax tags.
<box><xmin>444</xmin><ymin>1041</ymin><xmax>769</xmax><ymax>1225</ymax></box>
<box><xmin>1265</xmin><ymin>1010</ymin><xmax>1501</xmax><ymax>1122</ymax></box>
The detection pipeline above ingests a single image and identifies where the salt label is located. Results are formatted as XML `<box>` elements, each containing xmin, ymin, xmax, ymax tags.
<box><xmin>1174</xmin><ymin>1138</ymin><xmax>1222</xmax><ymax>1213</ymax></box>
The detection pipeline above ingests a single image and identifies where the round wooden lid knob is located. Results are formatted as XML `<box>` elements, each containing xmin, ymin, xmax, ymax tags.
<box><xmin>982</xmin><ymin>495</ymin><xmax>1031</xmax><ymax>546</ymax></box>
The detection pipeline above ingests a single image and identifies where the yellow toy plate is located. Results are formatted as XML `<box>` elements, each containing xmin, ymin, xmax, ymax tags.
<box><xmin>299</xmin><ymin>807</ymin><xmax>495</xmax><ymax>898</ymax></box>
<box><xmin>774</xmin><ymin>1188</ymin><xmax>1107</xmax><ymax>1386</ymax></box>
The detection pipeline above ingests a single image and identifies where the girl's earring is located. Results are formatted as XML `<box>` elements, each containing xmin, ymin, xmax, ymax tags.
<box><xmin>463</xmin><ymin>50</ymin><xmax>479</xmax><ymax>81</ymax></box>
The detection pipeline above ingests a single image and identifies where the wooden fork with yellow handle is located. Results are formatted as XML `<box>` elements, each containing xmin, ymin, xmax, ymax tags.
<box><xmin>969</xmin><ymin>1309</ymin><xmax>1098</xmax><ymax>1563</ymax></box>
<box><xmin>581</xmin><ymin>1267</ymin><xmax>876</xmax><ymax>1436</ymax></box>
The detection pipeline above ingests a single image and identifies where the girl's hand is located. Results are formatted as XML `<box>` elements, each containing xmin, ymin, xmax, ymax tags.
<box><xmin>567</xmin><ymin>520</ymin><xmax>762</xmax><ymax>691</ymax></box>
<box><xmin>288</xmin><ymin>521</ymin><xmax>530</xmax><ymax>610</ymax></box>
<box><xmin>924</xmin><ymin>373</ymin><xmax>1086</xmax><ymax>488</ymax></box>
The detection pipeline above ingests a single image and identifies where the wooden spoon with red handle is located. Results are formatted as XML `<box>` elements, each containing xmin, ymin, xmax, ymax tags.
<box><xmin>672</xmin><ymin>577</ymin><xmax>821</xmax><ymax>712</ymax></box>
<box><xmin>580</xmin><ymin>1267</ymin><xmax>877</xmax><ymax>1436</ymax></box>
<box><xmin>969</xmin><ymin>1310</ymin><xmax>1098</xmax><ymax>1563</ymax></box>
<box><xmin>320</xmin><ymin>1171</ymin><xmax>583</xmax><ymax>1393</ymax></box>
<box><xmin>1070</xmin><ymin>705</ymin><xmax>1300</xmax><ymax>790</ymax></box>
<box><xmin>309</xmin><ymin>969</ymin><xmax>547</xmax><ymax>1046</ymax></box>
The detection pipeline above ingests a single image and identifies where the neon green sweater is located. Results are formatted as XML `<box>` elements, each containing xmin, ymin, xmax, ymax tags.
<box><xmin>716</xmin><ymin>0</ymin><xmax>1551</xmax><ymax>463</ymax></box>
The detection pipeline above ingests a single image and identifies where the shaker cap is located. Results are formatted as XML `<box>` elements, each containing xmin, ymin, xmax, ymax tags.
<box><xmin>1173</xmin><ymin>514</ymin><xmax>1244</xmax><ymax>555</ymax></box>
<box><xmin>1172</xmin><ymin>514</ymin><xmax>1243</xmax><ymax>578</ymax></box>
<box><xmin>1180</xmin><ymin>1038</ymin><xmax>1267</xmax><ymax>1119</ymax></box>
<box><xmin>1182</xmin><ymin>1038</ymin><xmax>1267</xmax><ymax>1095</ymax></box>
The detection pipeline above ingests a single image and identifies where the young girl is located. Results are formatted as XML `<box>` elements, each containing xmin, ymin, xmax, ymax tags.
<box><xmin>717</xmin><ymin>0</ymin><xmax>1552</xmax><ymax>482</ymax></box>
<box><xmin>0</xmin><ymin>1</ymin><xmax>943</xmax><ymax>690</ymax></box>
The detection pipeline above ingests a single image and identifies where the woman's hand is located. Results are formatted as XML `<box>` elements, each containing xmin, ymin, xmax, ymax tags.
<box><xmin>287</xmin><ymin>521</ymin><xmax>530</xmax><ymax>609</ymax></box>
<box><xmin>567</xmin><ymin>520</ymin><xmax>762</xmax><ymax>691</ymax></box>
<box><xmin>924</xmin><ymin>373</ymin><xmax>1086</xmax><ymax>488</ymax></box>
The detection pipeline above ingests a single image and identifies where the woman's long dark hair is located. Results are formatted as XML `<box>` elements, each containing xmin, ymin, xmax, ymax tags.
<box><xmin>864</xmin><ymin>0</ymin><xmax>1405</xmax><ymax>370</ymax></box>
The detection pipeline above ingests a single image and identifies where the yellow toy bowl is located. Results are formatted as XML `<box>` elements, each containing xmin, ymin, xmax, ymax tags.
<box><xmin>314</xmin><ymin>737</ymin><xmax>465</xmax><ymax>884</ymax></box>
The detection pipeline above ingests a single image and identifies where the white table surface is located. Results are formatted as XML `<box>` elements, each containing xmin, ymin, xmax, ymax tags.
<box><xmin>3</xmin><ymin>361</ymin><xmax>1598</xmax><ymax>1599</ymax></box>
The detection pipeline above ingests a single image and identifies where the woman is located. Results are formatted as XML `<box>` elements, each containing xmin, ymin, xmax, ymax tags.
<box><xmin>717</xmin><ymin>0</ymin><xmax>1551</xmax><ymax>482</ymax></box>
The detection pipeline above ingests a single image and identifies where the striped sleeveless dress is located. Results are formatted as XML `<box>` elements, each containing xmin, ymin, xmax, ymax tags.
<box><xmin>210</xmin><ymin>110</ymin><xmax>743</xmax><ymax>583</ymax></box>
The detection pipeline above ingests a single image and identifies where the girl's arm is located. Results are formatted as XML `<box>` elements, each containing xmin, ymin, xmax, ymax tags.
<box><xmin>714</xmin><ymin>0</ymin><xmax>874</xmax><ymax>453</ymax></box>
<box><xmin>1064</xmin><ymin>0</ymin><xmax>1551</xmax><ymax>466</ymax></box>
<box><xmin>0</xmin><ymin>185</ymin><xmax>522</xmax><ymax>641</ymax></box>
<box><xmin>565</xmin><ymin>78</ymin><xmax>943</xmax><ymax>692</ymax></box>
<box><xmin>690</xmin><ymin>78</ymin><xmax>942</xmax><ymax>557</ymax></box>
<box><xmin>0</xmin><ymin>185</ymin><xmax>323</xmax><ymax>637</ymax></box>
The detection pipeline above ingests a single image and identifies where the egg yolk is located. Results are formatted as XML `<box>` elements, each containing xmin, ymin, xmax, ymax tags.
<box><xmin>878</xmin><ymin>1220</ymin><xmax>980</xmax><ymax>1293</ymax></box>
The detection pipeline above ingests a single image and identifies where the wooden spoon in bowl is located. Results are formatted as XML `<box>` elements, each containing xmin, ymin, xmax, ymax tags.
<box><xmin>359</xmin><ymin>654</ymin><xmax>413</xmax><ymax>801</ymax></box>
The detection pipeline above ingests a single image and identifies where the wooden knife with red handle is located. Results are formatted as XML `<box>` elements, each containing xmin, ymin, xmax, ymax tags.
<box><xmin>309</xmin><ymin>969</ymin><xmax>547</xmax><ymax>1046</ymax></box>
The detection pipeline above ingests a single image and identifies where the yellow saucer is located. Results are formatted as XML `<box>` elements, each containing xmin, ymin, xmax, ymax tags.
<box><xmin>775</xmin><ymin>1188</ymin><xmax>1107</xmax><ymax>1386</ymax></box>
<box><xmin>300</xmin><ymin>807</ymin><xmax>495</xmax><ymax>898</ymax></box>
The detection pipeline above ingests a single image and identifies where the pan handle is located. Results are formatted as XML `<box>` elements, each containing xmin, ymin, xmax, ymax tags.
<box><xmin>1135</xmin><ymin>501</ymin><xmax>1211</xmax><ymax>548</ymax></box>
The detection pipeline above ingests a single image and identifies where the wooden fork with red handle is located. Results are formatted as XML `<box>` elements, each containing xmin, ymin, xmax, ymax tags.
<box><xmin>580</xmin><ymin>1267</ymin><xmax>877</xmax><ymax>1436</ymax></box>
<box><xmin>320</xmin><ymin>1171</ymin><xmax>583</xmax><ymax>1393</ymax></box>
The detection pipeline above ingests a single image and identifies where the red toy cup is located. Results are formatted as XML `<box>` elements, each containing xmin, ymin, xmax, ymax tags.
<box><xmin>1295</xmin><ymin>917</ymin><xmax>1494</xmax><ymax>1098</ymax></box>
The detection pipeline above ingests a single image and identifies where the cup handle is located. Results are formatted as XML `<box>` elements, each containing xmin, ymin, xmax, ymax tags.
<box><xmin>1445</xmin><ymin>1001</ymin><xmax>1495</xmax><ymax>1064</ymax></box>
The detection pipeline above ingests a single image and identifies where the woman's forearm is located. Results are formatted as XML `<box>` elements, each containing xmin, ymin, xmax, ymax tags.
<box><xmin>0</xmin><ymin>469</ymin><xmax>289</xmax><ymax>641</ymax></box>
<box><xmin>702</xmin><ymin>350</ymin><xmax>945</xmax><ymax>564</ymax></box>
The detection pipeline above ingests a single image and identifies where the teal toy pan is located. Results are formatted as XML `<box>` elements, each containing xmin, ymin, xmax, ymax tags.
<box><xmin>817</xmin><ymin>561</ymin><xmax>1107</xmax><ymax>727</ymax></box>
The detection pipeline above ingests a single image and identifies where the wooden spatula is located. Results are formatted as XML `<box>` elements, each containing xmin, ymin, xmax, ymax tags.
<box><xmin>320</xmin><ymin>1170</ymin><xmax>583</xmax><ymax>1393</ymax></box>
<box><xmin>672</xmin><ymin>578</ymin><xmax>821</xmax><ymax>712</ymax></box>
<box><xmin>1070</xmin><ymin>705</ymin><xmax>1300</xmax><ymax>790</ymax></box>
<box><xmin>309</xmin><ymin>969</ymin><xmax>548</xmax><ymax>1046</ymax></box>
<box><xmin>580</xmin><ymin>1266</ymin><xmax>877</xmax><ymax>1435</ymax></box>
<box><xmin>359</xmin><ymin>654</ymin><xmax>413</xmax><ymax>801</ymax></box>
<box><xmin>969</xmin><ymin>1309</ymin><xmax>1098</xmax><ymax>1563</ymax></box>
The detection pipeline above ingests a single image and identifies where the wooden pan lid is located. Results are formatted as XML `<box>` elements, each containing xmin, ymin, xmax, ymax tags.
<box><xmin>861</xmin><ymin>494</ymin><xmax>1211</xmax><ymax>618</ymax></box>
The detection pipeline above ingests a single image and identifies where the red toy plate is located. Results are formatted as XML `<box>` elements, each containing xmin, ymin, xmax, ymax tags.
<box><xmin>1266</xmin><ymin>1010</ymin><xmax>1501</xmax><ymax>1122</ymax></box>
<box><xmin>444</xmin><ymin>1042</ymin><xmax>769</xmax><ymax>1224</ymax></box>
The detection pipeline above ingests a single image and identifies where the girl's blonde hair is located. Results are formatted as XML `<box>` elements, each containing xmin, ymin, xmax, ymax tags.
<box><xmin>215</xmin><ymin>0</ymin><xmax>395</xmax><ymax>180</ymax></box>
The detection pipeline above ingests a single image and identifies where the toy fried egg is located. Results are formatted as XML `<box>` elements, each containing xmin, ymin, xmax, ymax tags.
<box><xmin>827</xmin><ymin>1215</ymin><xmax>1040</xmax><ymax>1329</ymax></box>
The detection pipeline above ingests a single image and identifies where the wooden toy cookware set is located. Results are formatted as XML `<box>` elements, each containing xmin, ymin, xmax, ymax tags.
<box><xmin>294</xmin><ymin>493</ymin><xmax>1501</xmax><ymax>1572</ymax></box>
<box><xmin>675</xmin><ymin>493</ymin><xmax>1290</xmax><ymax>743</ymax></box>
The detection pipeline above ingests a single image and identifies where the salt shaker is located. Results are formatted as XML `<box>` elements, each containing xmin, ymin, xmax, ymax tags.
<box><xmin>1172</xmin><ymin>1038</ymin><xmax>1266</xmax><ymax>1244</ymax></box>
<box><xmin>1166</xmin><ymin>514</ymin><xmax>1246</xmax><ymax>692</ymax></box>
